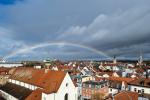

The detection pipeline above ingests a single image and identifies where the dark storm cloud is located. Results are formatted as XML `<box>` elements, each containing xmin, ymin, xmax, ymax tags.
<box><xmin>58</xmin><ymin>4</ymin><xmax>150</xmax><ymax>57</ymax></box>
<box><xmin>0</xmin><ymin>0</ymin><xmax>150</xmax><ymax>59</ymax></box>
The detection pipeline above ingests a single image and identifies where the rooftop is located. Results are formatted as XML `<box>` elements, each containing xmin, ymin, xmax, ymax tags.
<box><xmin>109</xmin><ymin>77</ymin><xmax>135</xmax><ymax>83</ymax></box>
<box><xmin>9</xmin><ymin>67</ymin><xmax>66</xmax><ymax>94</ymax></box>
<box><xmin>0</xmin><ymin>82</ymin><xmax>32</xmax><ymax>99</ymax></box>
<box><xmin>114</xmin><ymin>91</ymin><xmax>138</xmax><ymax>100</ymax></box>
<box><xmin>83</xmin><ymin>80</ymin><xmax>107</xmax><ymax>85</ymax></box>
<box><xmin>128</xmin><ymin>78</ymin><xmax>150</xmax><ymax>87</ymax></box>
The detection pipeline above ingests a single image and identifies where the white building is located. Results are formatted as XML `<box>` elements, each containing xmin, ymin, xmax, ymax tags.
<box><xmin>128</xmin><ymin>78</ymin><xmax>150</xmax><ymax>99</ymax></box>
<box><xmin>0</xmin><ymin>62</ymin><xmax>23</xmax><ymax>68</ymax></box>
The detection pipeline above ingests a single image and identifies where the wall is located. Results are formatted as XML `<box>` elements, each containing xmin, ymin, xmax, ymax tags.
<box><xmin>42</xmin><ymin>73</ymin><xmax>77</xmax><ymax>100</ymax></box>
<box><xmin>129</xmin><ymin>85</ymin><xmax>150</xmax><ymax>94</ymax></box>
<box><xmin>109</xmin><ymin>88</ymin><xmax>119</xmax><ymax>95</ymax></box>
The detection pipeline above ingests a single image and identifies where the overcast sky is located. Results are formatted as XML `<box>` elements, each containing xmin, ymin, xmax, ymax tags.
<box><xmin>0</xmin><ymin>0</ymin><xmax>150</xmax><ymax>61</ymax></box>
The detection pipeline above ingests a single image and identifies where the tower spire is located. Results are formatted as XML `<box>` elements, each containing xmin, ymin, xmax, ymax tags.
<box><xmin>138</xmin><ymin>49</ymin><xmax>143</xmax><ymax>65</ymax></box>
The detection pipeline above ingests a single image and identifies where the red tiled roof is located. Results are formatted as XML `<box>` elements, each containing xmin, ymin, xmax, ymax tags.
<box><xmin>98</xmin><ymin>72</ymin><xmax>113</xmax><ymax>76</ymax></box>
<box><xmin>109</xmin><ymin>77</ymin><xmax>135</xmax><ymax>83</ymax></box>
<box><xmin>25</xmin><ymin>89</ymin><xmax>42</xmax><ymax>100</ymax></box>
<box><xmin>57</xmin><ymin>65</ymin><xmax>71</xmax><ymax>71</ymax></box>
<box><xmin>128</xmin><ymin>78</ymin><xmax>150</xmax><ymax>87</ymax></box>
<box><xmin>9</xmin><ymin>67</ymin><xmax>66</xmax><ymax>94</ymax></box>
<box><xmin>94</xmin><ymin>76</ymin><xmax>106</xmax><ymax>81</ymax></box>
<box><xmin>114</xmin><ymin>91</ymin><xmax>138</xmax><ymax>100</ymax></box>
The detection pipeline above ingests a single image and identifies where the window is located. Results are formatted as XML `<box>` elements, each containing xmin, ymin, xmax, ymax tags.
<box><xmin>95</xmin><ymin>85</ymin><xmax>99</xmax><ymax>89</ymax></box>
<box><xmin>66</xmin><ymin>83</ymin><xmax>68</xmax><ymax>87</ymax></box>
<box><xmin>138</xmin><ymin>90</ymin><xmax>141</xmax><ymax>93</ymax></box>
<box><xmin>85</xmin><ymin>84</ymin><xmax>89</xmax><ymax>88</ymax></box>
<box><xmin>122</xmin><ymin>86</ymin><xmax>125</xmax><ymax>89</ymax></box>
<box><xmin>142</xmin><ymin>89</ymin><xmax>144</xmax><ymax>93</ymax></box>
<box><xmin>134</xmin><ymin>88</ymin><xmax>137</xmax><ymax>92</ymax></box>
<box><xmin>110</xmin><ymin>89</ymin><xmax>112</xmax><ymax>92</ymax></box>
<box><xmin>64</xmin><ymin>93</ymin><xmax>68</xmax><ymax>100</ymax></box>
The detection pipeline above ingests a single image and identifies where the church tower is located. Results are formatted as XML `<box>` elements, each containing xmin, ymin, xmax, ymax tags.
<box><xmin>138</xmin><ymin>50</ymin><xmax>143</xmax><ymax>66</ymax></box>
<box><xmin>113</xmin><ymin>56</ymin><xmax>117</xmax><ymax>64</ymax></box>
<box><xmin>138</xmin><ymin>54</ymin><xmax>143</xmax><ymax>65</ymax></box>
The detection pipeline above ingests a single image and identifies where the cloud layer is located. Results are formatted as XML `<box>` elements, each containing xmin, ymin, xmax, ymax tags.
<box><xmin>0</xmin><ymin>0</ymin><xmax>150</xmax><ymax>60</ymax></box>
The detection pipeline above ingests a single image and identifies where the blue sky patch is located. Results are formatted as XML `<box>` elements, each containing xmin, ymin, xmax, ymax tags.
<box><xmin>0</xmin><ymin>0</ymin><xmax>20</xmax><ymax>5</ymax></box>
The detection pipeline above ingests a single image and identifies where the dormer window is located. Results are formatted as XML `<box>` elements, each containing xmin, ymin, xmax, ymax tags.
<box><xmin>138</xmin><ymin>90</ymin><xmax>141</xmax><ymax>93</ymax></box>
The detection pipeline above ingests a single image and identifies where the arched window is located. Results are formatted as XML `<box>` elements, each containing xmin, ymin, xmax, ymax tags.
<box><xmin>64</xmin><ymin>93</ymin><xmax>68</xmax><ymax>100</ymax></box>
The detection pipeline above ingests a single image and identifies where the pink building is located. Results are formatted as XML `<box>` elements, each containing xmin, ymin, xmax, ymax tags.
<box><xmin>82</xmin><ymin>80</ymin><xmax>109</xmax><ymax>100</ymax></box>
